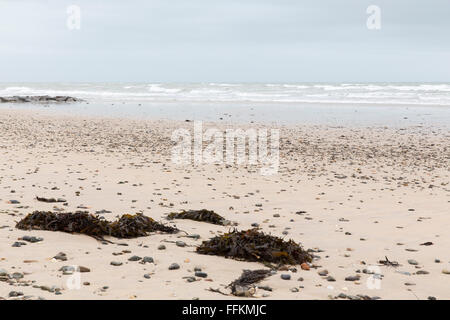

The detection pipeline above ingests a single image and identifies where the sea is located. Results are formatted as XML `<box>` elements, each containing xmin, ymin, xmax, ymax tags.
<box><xmin>1</xmin><ymin>83</ymin><xmax>450</xmax><ymax>127</ymax></box>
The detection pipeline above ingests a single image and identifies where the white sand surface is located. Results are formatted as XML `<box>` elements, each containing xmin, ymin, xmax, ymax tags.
<box><xmin>0</xmin><ymin>109</ymin><xmax>448</xmax><ymax>300</ymax></box>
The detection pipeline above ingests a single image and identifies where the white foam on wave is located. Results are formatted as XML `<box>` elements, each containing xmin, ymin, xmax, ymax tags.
<box><xmin>1</xmin><ymin>83</ymin><xmax>450</xmax><ymax>106</ymax></box>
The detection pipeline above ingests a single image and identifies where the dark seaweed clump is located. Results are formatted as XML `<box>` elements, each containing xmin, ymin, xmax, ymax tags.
<box><xmin>109</xmin><ymin>213</ymin><xmax>178</xmax><ymax>238</ymax></box>
<box><xmin>228</xmin><ymin>269</ymin><xmax>272</xmax><ymax>295</ymax></box>
<box><xmin>167</xmin><ymin>209</ymin><xmax>229</xmax><ymax>226</ymax></box>
<box><xmin>196</xmin><ymin>228</ymin><xmax>312</xmax><ymax>265</ymax></box>
<box><xmin>16</xmin><ymin>211</ymin><xmax>177</xmax><ymax>240</ymax></box>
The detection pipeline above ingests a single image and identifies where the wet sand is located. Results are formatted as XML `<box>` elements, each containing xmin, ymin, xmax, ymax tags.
<box><xmin>0</xmin><ymin>109</ymin><xmax>449</xmax><ymax>300</ymax></box>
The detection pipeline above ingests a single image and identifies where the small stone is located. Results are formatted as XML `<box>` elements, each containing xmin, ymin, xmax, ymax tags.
<box><xmin>11</xmin><ymin>272</ymin><xmax>24</xmax><ymax>280</ymax></box>
<box><xmin>110</xmin><ymin>261</ymin><xmax>123</xmax><ymax>266</ymax></box>
<box><xmin>404</xmin><ymin>282</ymin><xmax>416</xmax><ymax>286</ymax></box>
<box><xmin>0</xmin><ymin>268</ymin><xmax>7</xmax><ymax>276</ymax></box>
<box><xmin>142</xmin><ymin>256</ymin><xmax>154</xmax><ymax>264</ymax></box>
<box><xmin>128</xmin><ymin>255</ymin><xmax>142</xmax><ymax>262</ymax></box>
<box><xmin>233</xmin><ymin>285</ymin><xmax>255</xmax><ymax>297</ymax></box>
<box><xmin>59</xmin><ymin>266</ymin><xmax>75</xmax><ymax>274</ymax></box>
<box><xmin>345</xmin><ymin>275</ymin><xmax>360</xmax><ymax>281</ymax></box>
<box><xmin>158</xmin><ymin>245</ymin><xmax>166</xmax><ymax>250</ymax></box>
<box><xmin>21</xmin><ymin>235</ymin><xmax>43</xmax><ymax>243</ymax></box>
<box><xmin>78</xmin><ymin>266</ymin><xmax>90</xmax><ymax>273</ymax></box>
<box><xmin>326</xmin><ymin>276</ymin><xmax>336</xmax><ymax>282</ymax></box>
<box><xmin>300</xmin><ymin>263</ymin><xmax>310</xmax><ymax>271</ymax></box>
<box><xmin>442</xmin><ymin>269</ymin><xmax>450</xmax><ymax>275</ymax></box>
<box><xmin>53</xmin><ymin>252</ymin><xmax>67</xmax><ymax>261</ymax></box>
<box><xmin>281</xmin><ymin>274</ymin><xmax>291</xmax><ymax>280</ymax></box>
<box><xmin>8</xmin><ymin>291</ymin><xmax>23</xmax><ymax>297</ymax></box>
<box><xmin>185</xmin><ymin>276</ymin><xmax>196</xmax><ymax>282</ymax></box>
<box><xmin>169</xmin><ymin>263</ymin><xmax>180</xmax><ymax>270</ymax></box>
<box><xmin>143</xmin><ymin>274</ymin><xmax>151</xmax><ymax>279</ymax></box>
<box><xmin>416</xmin><ymin>270</ymin><xmax>429</xmax><ymax>275</ymax></box>
<box><xmin>318</xmin><ymin>269</ymin><xmax>329</xmax><ymax>276</ymax></box>
<box><xmin>176</xmin><ymin>241</ymin><xmax>186</xmax><ymax>247</ymax></box>
<box><xmin>258</xmin><ymin>285</ymin><xmax>272</xmax><ymax>291</ymax></box>
<box><xmin>195</xmin><ymin>271</ymin><xmax>207</xmax><ymax>278</ymax></box>
<box><xmin>408</xmin><ymin>259</ymin><xmax>419</xmax><ymax>266</ymax></box>
<box><xmin>290</xmin><ymin>287</ymin><xmax>299</xmax><ymax>292</ymax></box>
<box><xmin>12</xmin><ymin>241</ymin><xmax>26</xmax><ymax>247</ymax></box>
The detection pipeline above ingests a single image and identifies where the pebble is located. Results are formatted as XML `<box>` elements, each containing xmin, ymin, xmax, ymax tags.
<box><xmin>79</xmin><ymin>266</ymin><xmax>90</xmax><ymax>273</ymax></box>
<box><xmin>345</xmin><ymin>275</ymin><xmax>360</xmax><ymax>281</ymax></box>
<box><xmin>318</xmin><ymin>269</ymin><xmax>329</xmax><ymax>276</ymax></box>
<box><xmin>128</xmin><ymin>255</ymin><xmax>142</xmax><ymax>262</ymax></box>
<box><xmin>8</xmin><ymin>291</ymin><xmax>23</xmax><ymax>297</ymax></box>
<box><xmin>442</xmin><ymin>269</ymin><xmax>450</xmax><ymax>275</ymax></box>
<box><xmin>176</xmin><ymin>241</ymin><xmax>186</xmax><ymax>247</ymax></box>
<box><xmin>169</xmin><ymin>263</ymin><xmax>180</xmax><ymax>270</ymax></box>
<box><xmin>143</xmin><ymin>274</ymin><xmax>151</xmax><ymax>279</ymax></box>
<box><xmin>142</xmin><ymin>256</ymin><xmax>154</xmax><ymax>264</ymax></box>
<box><xmin>415</xmin><ymin>270</ymin><xmax>429</xmax><ymax>275</ymax></box>
<box><xmin>281</xmin><ymin>274</ymin><xmax>291</xmax><ymax>280</ymax></box>
<box><xmin>290</xmin><ymin>287</ymin><xmax>299</xmax><ymax>292</ymax></box>
<box><xmin>53</xmin><ymin>252</ymin><xmax>67</xmax><ymax>261</ymax></box>
<box><xmin>233</xmin><ymin>285</ymin><xmax>255</xmax><ymax>297</ymax></box>
<box><xmin>110</xmin><ymin>261</ymin><xmax>123</xmax><ymax>266</ymax></box>
<box><xmin>11</xmin><ymin>272</ymin><xmax>24</xmax><ymax>280</ymax></box>
<box><xmin>158</xmin><ymin>245</ymin><xmax>166</xmax><ymax>250</ymax></box>
<box><xmin>300</xmin><ymin>263</ymin><xmax>310</xmax><ymax>271</ymax></box>
<box><xmin>12</xmin><ymin>241</ymin><xmax>26</xmax><ymax>247</ymax></box>
<box><xmin>21</xmin><ymin>235</ymin><xmax>43</xmax><ymax>243</ymax></box>
<box><xmin>59</xmin><ymin>266</ymin><xmax>75</xmax><ymax>274</ymax></box>
<box><xmin>326</xmin><ymin>276</ymin><xmax>336</xmax><ymax>282</ymax></box>
<box><xmin>195</xmin><ymin>271</ymin><xmax>208</xmax><ymax>278</ymax></box>
<box><xmin>408</xmin><ymin>259</ymin><xmax>419</xmax><ymax>265</ymax></box>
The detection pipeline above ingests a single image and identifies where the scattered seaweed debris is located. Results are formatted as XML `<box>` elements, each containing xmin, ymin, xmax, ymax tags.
<box><xmin>36</xmin><ymin>196</ymin><xmax>67</xmax><ymax>203</ymax></box>
<box><xmin>16</xmin><ymin>211</ymin><xmax>177</xmax><ymax>240</ymax></box>
<box><xmin>378</xmin><ymin>256</ymin><xmax>400</xmax><ymax>267</ymax></box>
<box><xmin>196</xmin><ymin>228</ymin><xmax>312</xmax><ymax>265</ymax></box>
<box><xmin>228</xmin><ymin>269</ymin><xmax>272</xmax><ymax>297</ymax></box>
<box><xmin>167</xmin><ymin>209</ymin><xmax>230</xmax><ymax>226</ymax></box>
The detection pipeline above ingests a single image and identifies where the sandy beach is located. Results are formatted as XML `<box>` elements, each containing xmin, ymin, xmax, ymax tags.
<box><xmin>0</xmin><ymin>108</ymin><xmax>448</xmax><ymax>300</ymax></box>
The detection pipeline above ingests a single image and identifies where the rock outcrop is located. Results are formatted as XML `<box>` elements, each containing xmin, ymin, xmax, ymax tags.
<box><xmin>0</xmin><ymin>96</ymin><xmax>83</xmax><ymax>103</ymax></box>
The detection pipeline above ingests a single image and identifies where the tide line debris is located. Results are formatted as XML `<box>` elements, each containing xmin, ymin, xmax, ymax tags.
<box><xmin>228</xmin><ymin>269</ymin><xmax>272</xmax><ymax>297</ymax></box>
<box><xmin>196</xmin><ymin>228</ymin><xmax>312</xmax><ymax>265</ymax></box>
<box><xmin>16</xmin><ymin>211</ymin><xmax>177</xmax><ymax>240</ymax></box>
<box><xmin>167</xmin><ymin>209</ymin><xmax>230</xmax><ymax>226</ymax></box>
<box><xmin>36</xmin><ymin>196</ymin><xmax>67</xmax><ymax>203</ymax></box>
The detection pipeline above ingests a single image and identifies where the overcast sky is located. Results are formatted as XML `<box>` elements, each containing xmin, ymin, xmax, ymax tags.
<box><xmin>0</xmin><ymin>0</ymin><xmax>449</xmax><ymax>82</ymax></box>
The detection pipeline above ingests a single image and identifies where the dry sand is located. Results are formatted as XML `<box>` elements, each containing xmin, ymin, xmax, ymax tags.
<box><xmin>0</xmin><ymin>109</ymin><xmax>449</xmax><ymax>300</ymax></box>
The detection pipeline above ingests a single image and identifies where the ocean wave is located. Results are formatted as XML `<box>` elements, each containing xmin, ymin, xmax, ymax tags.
<box><xmin>1</xmin><ymin>83</ymin><xmax>449</xmax><ymax>106</ymax></box>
